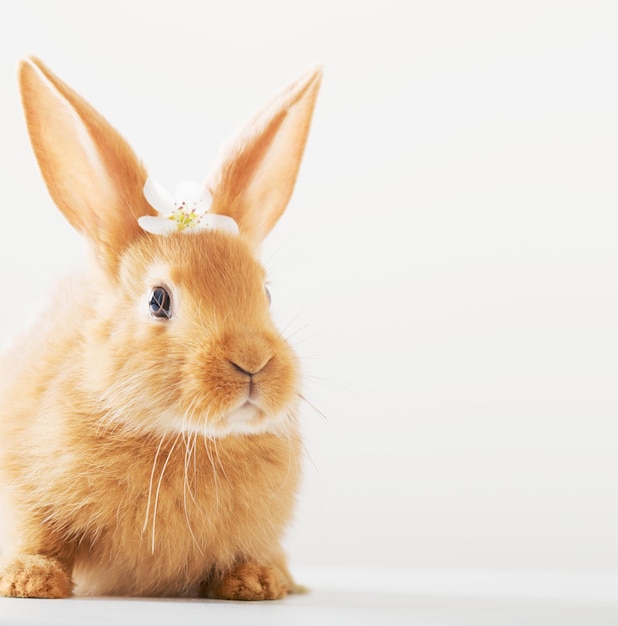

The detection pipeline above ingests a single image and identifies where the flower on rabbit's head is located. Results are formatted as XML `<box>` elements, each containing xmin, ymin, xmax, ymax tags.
<box><xmin>138</xmin><ymin>179</ymin><xmax>239</xmax><ymax>236</ymax></box>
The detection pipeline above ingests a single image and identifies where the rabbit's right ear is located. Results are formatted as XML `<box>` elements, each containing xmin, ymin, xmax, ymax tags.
<box><xmin>207</xmin><ymin>67</ymin><xmax>322</xmax><ymax>249</ymax></box>
<box><xmin>18</xmin><ymin>57</ymin><xmax>153</xmax><ymax>274</ymax></box>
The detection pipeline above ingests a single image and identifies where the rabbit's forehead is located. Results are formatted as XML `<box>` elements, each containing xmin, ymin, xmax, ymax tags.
<box><xmin>127</xmin><ymin>231</ymin><xmax>266</xmax><ymax>298</ymax></box>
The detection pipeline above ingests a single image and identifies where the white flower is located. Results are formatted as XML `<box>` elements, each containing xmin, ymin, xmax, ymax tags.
<box><xmin>138</xmin><ymin>179</ymin><xmax>239</xmax><ymax>236</ymax></box>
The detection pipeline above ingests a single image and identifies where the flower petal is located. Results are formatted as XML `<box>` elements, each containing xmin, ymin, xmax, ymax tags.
<box><xmin>199</xmin><ymin>214</ymin><xmax>239</xmax><ymax>235</ymax></box>
<box><xmin>175</xmin><ymin>180</ymin><xmax>202</xmax><ymax>202</ymax></box>
<box><xmin>137</xmin><ymin>215</ymin><xmax>178</xmax><ymax>235</ymax></box>
<box><xmin>175</xmin><ymin>181</ymin><xmax>213</xmax><ymax>211</ymax></box>
<box><xmin>143</xmin><ymin>178</ymin><xmax>175</xmax><ymax>215</ymax></box>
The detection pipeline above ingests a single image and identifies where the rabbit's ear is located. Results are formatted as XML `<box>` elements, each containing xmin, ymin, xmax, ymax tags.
<box><xmin>207</xmin><ymin>67</ymin><xmax>322</xmax><ymax>248</ymax></box>
<box><xmin>18</xmin><ymin>57</ymin><xmax>152</xmax><ymax>273</ymax></box>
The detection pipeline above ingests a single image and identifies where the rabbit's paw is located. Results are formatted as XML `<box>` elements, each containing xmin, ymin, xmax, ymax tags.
<box><xmin>213</xmin><ymin>562</ymin><xmax>288</xmax><ymax>601</ymax></box>
<box><xmin>0</xmin><ymin>555</ymin><xmax>72</xmax><ymax>598</ymax></box>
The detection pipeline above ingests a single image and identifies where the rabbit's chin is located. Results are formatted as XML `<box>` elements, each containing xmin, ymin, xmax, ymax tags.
<box><xmin>150</xmin><ymin>404</ymin><xmax>294</xmax><ymax>439</ymax></box>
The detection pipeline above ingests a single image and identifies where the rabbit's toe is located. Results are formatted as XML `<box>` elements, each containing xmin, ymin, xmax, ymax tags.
<box><xmin>211</xmin><ymin>562</ymin><xmax>288</xmax><ymax>601</ymax></box>
<box><xmin>0</xmin><ymin>555</ymin><xmax>72</xmax><ymax>598</ymax></box>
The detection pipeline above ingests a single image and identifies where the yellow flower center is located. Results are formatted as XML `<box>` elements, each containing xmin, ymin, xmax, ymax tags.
<box><xmin>168</xmin><ymin>202</ymin><xmax>202</xmax><ymax>230</ymax></box>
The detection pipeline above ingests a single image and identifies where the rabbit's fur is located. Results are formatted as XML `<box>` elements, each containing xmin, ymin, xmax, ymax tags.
<box><xmin>0</xmin><ymin>58</ymin><xmax>321</xmax><ymax>599</ymax></box>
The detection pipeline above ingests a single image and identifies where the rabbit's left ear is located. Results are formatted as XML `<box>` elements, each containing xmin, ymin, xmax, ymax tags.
<box><xmin>18</xmin><ymin>57</ymin><xmax>153</xmax><ymax>274</ymax></box>
<box><xmin>207</xmin><ymin>67</ymin><xmax>322</xmax><ymax>249</ymax></box>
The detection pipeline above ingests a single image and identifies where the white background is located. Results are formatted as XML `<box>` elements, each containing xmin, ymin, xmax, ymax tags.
<box><xmin>0</xmin><ymin>0</ymin><xmax>617</xmax><ymax>578</ymax></box>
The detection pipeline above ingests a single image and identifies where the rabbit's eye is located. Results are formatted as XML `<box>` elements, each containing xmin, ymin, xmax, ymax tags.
<box><xmin>149</xmin><ymin>287</ymin><xmax>172</xmax><ymax>320</ymax></box>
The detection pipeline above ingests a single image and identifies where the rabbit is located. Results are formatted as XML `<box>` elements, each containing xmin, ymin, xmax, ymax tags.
<box><xmin>0</xmin><ymin>57</ymin><xmax>321</xmax><ymax>600</ymax></box>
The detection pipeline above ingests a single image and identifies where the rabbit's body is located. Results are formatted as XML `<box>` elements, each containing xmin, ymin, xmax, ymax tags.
<box><xmin>0</xmin><ymin>278</ymin><xmax>300</xmax><ymax>598</ymax></box>
<box><xmin>1</xmin><ymin>397</ymin><xmax>299</xmax><ymax>598</ymax></box>
<box><xmin>0</xmin><ymin>58</ymin><xmax>320</xmax><ymax>600</ymax></box>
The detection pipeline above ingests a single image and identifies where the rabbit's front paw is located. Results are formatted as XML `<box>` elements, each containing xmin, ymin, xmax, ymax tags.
<box><xmin>212</xmin><ymin>562</ymin><xmax>288</xmax><ymax>601</ymax></box>
<box><xmin>0</xmin><ymin>555</ymin><xmax>72</xmax><ymax>598</ymax></box>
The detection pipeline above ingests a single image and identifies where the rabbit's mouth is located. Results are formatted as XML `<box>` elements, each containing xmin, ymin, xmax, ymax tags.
<box><xmin>226</xmin><ymin>400</ymin><xmax>260</xmax><ymax>429</ymax></box>
<box><xmin>222</xmin><ymin>396</ymin><xmax>273</xmax><ymax>435</ymax></box>
<box><xmin>208</xmin><ymin>392</ymin><xmax>293</xmax><ymax>437</ymax></box>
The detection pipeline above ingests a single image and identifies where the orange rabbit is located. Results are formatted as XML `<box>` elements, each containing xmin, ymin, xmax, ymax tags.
<box><xmin>0</xmin><ymin>57</ymin><xmax>321</xmax><ymax>599</ymax></box>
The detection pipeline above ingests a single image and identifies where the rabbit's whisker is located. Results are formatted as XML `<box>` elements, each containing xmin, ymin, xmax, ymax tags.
<box><xmin>150</xmin><ymin>431</ymin><xmax>181</xmax><ymax>554</ymax></box>
<box><xmin>143</xmin><ymin>433</ymin><xmax>166</xmax><ymax>535</ymax></box>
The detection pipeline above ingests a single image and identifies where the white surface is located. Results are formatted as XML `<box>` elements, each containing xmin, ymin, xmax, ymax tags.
<box><xmin>0</xmin><ymin>0</ymin><xmax>617</xmax><ymax>579</ymax></box>
<box><xmin>0</xmin><ymin>570</ymin><xmax>617</xmax><ymax>626</ymax></box>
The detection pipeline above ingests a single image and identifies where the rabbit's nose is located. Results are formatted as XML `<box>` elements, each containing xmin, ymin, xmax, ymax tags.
<box><xmin>224</xmin><ymin>331</ymin><xmax>275</xmax><ymax>377</ymax></box>
<box><xmin>228</xmin><ymin>356</ymin><xmax>271</xmax><ymax>378</ymax></box>
<box><xmin>228</xmin><ymin>358</ymin><xmax>270</xmax><ymax>378</ymax></box>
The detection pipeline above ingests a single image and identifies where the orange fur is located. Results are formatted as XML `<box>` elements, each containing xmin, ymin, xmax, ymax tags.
<box><xmin>0</xmin><ymin>58</ymin><xmax>321</xmax><ymax>599</ymax></box>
